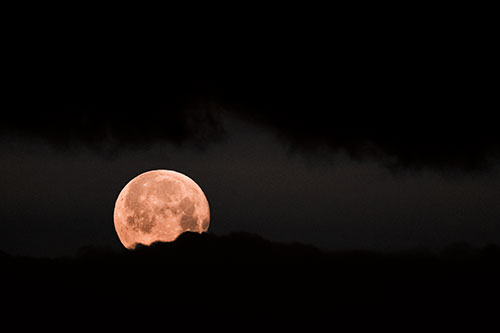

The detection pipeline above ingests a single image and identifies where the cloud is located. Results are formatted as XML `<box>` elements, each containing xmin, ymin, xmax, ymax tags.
<box><xmin>226</xmin><ymin>107</ymin><xmax>499</xmax><ymax>171</ymax></box>
<box><xmin>1</xmin><ymin>45</ymin><xmax>497</xmax><ymax>170</ymax></box>
<box><xmin>0</xmin><ymin>97</ymin><xmax>225</xmax><ymax>150</ymax></box>
<box><xmin>204</xmin><ymin>55</ymin><xmax>498</xmax><ymax>170</ymax></box>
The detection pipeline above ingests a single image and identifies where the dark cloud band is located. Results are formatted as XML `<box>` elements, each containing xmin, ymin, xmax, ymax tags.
<box><xmin>2</xmin><ymin>46</ymin><xmax>497</xmax><ymax>170</ymax></box>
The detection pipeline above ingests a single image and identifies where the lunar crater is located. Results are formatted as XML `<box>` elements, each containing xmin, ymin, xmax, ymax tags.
<box><xmin>179</xmin><ymin>197</ymin><xmax>195</xmax><ymax>215</ymax></box>
<box><xmin>180</xmin><ymin>214</ymin><xmax>198</xmax><ymax>231</ymax></box>
<box><xmin>202</xmin><ymin>218</ymin><xmax>210</xmax><ymax>231</ymax></box>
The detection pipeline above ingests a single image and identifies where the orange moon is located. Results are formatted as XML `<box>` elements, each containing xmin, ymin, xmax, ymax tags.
<box><xmin>113</xmin><ymin>170</ymin><xmax>210</xmax><ymax>249</ymax></box>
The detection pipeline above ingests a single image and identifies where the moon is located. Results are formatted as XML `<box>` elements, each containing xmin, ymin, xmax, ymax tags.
<box><xmin>113</xmin><ymin>170</ymin><xmax>210</xmax><ymax>249</ymax></box>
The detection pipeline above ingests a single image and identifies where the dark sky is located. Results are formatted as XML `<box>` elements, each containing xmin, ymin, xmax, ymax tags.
<box><xmin>1</xmin><ymin>20</ymin><xmax>498</xmax><ymax>257</ymax></box>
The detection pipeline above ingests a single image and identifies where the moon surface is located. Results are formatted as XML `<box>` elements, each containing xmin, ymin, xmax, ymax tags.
<box><xmin>113</xmin><ymin>170</ymin><xmax>210</xmax><ymax>249</ymax></box>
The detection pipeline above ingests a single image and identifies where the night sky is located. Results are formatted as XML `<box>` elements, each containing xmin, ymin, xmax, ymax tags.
<box><xmin>1</xmin><ymin>20</ymin><xmax>498</xmax><ymax>258</ymax></box>
<box><xmin>3</xmin><ymin>11</ymin><xmax>500</xmax><ymax>330</ymax></box>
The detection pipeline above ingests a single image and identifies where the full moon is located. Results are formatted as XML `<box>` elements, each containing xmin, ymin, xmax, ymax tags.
<box><xmin>113</xmin><ymin>170</ymin><xmax>210</xmax><ymax>249</ymax></box>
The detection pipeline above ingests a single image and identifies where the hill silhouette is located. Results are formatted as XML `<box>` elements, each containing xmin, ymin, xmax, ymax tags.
<box><xmin>1</xmin><ymin>232</ymin><xmax>500</xmax><ymax>330</ymax></box>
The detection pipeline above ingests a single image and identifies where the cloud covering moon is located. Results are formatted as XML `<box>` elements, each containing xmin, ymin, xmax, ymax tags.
<box><xmin>114</xmin><ymin>170</ymin><xmax>210</xmax><ymax>249</ymax></box>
